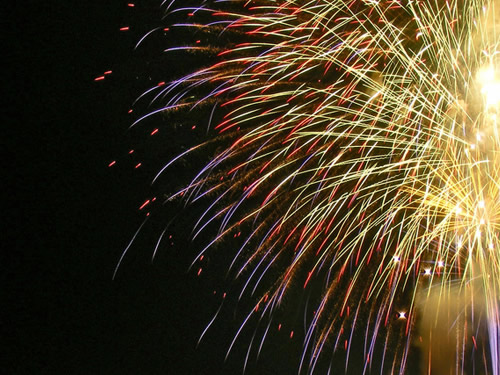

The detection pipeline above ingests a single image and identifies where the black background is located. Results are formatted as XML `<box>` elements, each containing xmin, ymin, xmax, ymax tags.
<box><xmin>8</xmin><ymin>1</ymin><xmax>204</xmax><ymax>374</ymax></box>
<box><xmin>6</xmin><ymin>1</ymin><xmax>434</xmax><ymax>374</ymax></box>
<box><xmin>6</xmin><ymin>1</ymin><xmax>302</xmax><ymax>374</ymax></box>
<box><xmin>8</xmin><ymin>0</ymin><xmax>497</xmax><ymax>373</ymax></box>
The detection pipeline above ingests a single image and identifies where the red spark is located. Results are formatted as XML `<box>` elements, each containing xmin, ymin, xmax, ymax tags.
<box><xmin>139</xmin><ymin>200</ymin><xmax>150</xmax><ymax>210</ymax></box>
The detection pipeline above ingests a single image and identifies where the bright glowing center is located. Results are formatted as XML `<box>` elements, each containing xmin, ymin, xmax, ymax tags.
<box><xmin>478</xmin><ymin>66</ymin><xmax>500</xmax><ymax>108</ymax></box>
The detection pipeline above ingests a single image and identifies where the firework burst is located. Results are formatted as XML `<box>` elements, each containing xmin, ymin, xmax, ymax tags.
<box><xmin>126</xmin><ymin>0</ymin><xmax>500</xmax><ymax>373</ymax></box>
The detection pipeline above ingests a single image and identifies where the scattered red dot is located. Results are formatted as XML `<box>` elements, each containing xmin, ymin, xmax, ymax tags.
<box><xmin>108</xmin><ymin>161</ymin><xmax>116</xmax><ymax>167</ymax></box>
<box><xmin>104</xmin><ymin>70</ymin><xmax>112</xmax><ymax>75</ymax></box>
<box><xmin>129</xmin><ymin>149</ymin><xmax>134</xmax><ymax>154</ymax></box>
<box><xmin>94</xmin><ymin>76</ymin><xmax>105</xmax><ymax>81</ymax></box>
<box><xmin>139</xmin><ymin>200</ymin><xmax>150</xmax><ymax>210</ymax></box>
<box><xmin>135</xmin><ymin>163</ymin><xmax>142</xmax><ymax>169</ymax></box>
<box><xmin>191</xmin><ymin>125</ymin><xmax>196</xmax><ymax>130</ymax></box>
<box><xmin>164</xmin><ymin>27</ymin><xmax>170</xmax><ymax>32</ymax></box>
<box><xmin>197</xmin><ymin>268</ymin><xmax>202</xmax><ymax>276</ymax></box>
<box><xmin>120</xmin><ymin>27</ymin><xmax>130</xmax><ymax>31</ymax></box>
<box><xmin>289</xmin><ymin>331</ymin><xmax>294</xmax><ymax>339</ymax></box>
<box><xmin>158</xmin><ymin>81</ymin><xmax>166</xmax><ymax>86</ymax></box>
<box><xmin>127</xmin><ymin>3</ymin><xmax>135</xmax><ymax>7</ymax></box>
<box><xmin>151</xmin><ymin>128</ymin><xmax>159</xmax><ymax>135</ymax></box>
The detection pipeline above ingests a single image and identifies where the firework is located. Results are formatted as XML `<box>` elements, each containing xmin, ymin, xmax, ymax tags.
<box><xmin>127</xmin><ymin>1</ymin><xmax>500</xmax><ymax>373</ymax></box>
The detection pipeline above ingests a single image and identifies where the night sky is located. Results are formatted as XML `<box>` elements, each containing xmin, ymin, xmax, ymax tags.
<box><xmin>7</xmin><ymin>1</ymin><xmax>304</xmax><ymax>374</ymax></box>
<box><xmin>9</xmin><ymin>1</ymin><xmax>461</xmax><ymax>373</ymax></box>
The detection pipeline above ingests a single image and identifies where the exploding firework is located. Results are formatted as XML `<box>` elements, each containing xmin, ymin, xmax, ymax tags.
<box><xmin>122</xmin><ymin>0</ymin><xmax>500</xmax><ymax>373</ymax></box>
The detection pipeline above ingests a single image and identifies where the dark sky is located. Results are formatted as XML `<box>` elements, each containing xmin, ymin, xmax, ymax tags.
<box><xmin>7</xmin><ymin>1</ymin><xmax>451</xmax><ymax>374</ymax></box>
<box><xmin>6</xmin><ymin>1</ymin><xmax>303</xmax><ymax>374</ymax></box>
<box><xmin>8</xmin><ymin>1</ymin><xmax>205</xmax><ymax>374</ymax></box>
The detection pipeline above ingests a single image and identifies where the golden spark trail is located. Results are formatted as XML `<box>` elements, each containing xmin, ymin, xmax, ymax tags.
<box><xmin>133</xmin><ymin>0</ymin><xmax>500</xmax><ymax>373</ymax></box>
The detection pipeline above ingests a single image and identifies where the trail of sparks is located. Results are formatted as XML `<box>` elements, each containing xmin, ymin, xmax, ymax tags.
<box><xmin>130</xmin><ymin>1</ymin><xmax>500</xmax><ymax>373</ymax></box>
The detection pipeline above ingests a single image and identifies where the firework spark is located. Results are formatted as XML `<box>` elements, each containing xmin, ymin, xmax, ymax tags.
<box><xmin>128</xmin><ymin>0</ymin><xmax>500</xmax><ymax>373</ymax></box>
